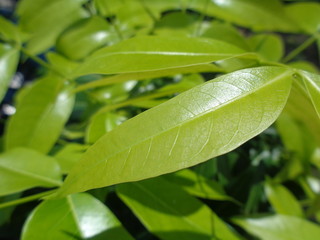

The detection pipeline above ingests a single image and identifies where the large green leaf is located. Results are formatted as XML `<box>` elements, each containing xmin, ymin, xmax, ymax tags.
<box><xmin>0</xmin><ymin>43</ymin><xmax>19</xmax><ymax>103</ymax></box>
<box><xmin>22</xmin><ymin>193</ymin><xmax>133</xmax><ymax>240</ymax></box>
<box><xmin>264</xmin><ymin>182</ymin><xmax>304</xmax><ymax>217</ymax></box>
<box><xmin>0</xmin><ymin>147</ymin><xmax>62</xmax><ymax>196</ymax></box>
<box><xmin>17</xmin><ymin>0</ymin><xmax>88</xmax><ymax>54</ymax></box>
<box><xmin>5</xmin><ymin>75</ymin><xmax>75</xmax><ymax>153</ymax></box>
<box><xmin>52</xmin><ymin>66</ymin><xmax>293</xmax><ymax>197</ymax></box>
<box><xmin>285</xmin><ymin>2</ymin><xmax>320</xmax><ymax>33</ymax></box>
<box><xmin>117</xmin><ymin>177</ymin><xmax>242</xmax><ymax>240</ymax></box>
<box><xmin>233</xmin><ymin>214</ymin><xmax>320</xmax><ymax>240</ymax></box>
<box><xmin>0</xmin><ymin>16</ymin><xmax>22</xmax><ymax>43</ymax></box>
<box><xmin>72</xmin><ymin>36</ymin><xmax>249</xmax><ymax>77</ymax></box>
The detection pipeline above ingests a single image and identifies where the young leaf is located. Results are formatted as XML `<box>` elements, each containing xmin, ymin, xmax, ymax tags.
<box><xmin>56</xmin><ymin>16</ymin><xmax>118</xmax><ymax>60</ymax></box>
<box><xmin>5</xmin><ymin>76</ymin><xmax>75</xmax><ymax>153</ymax></box>
<box><xmin>0</xmin><ymin>16</ymin><xmax>22</xmax><ymax>43</ymax></box>
<box><xmin>0</xmin><ymin>147</ymin><xmax>62</xmax><ymax>196</ymax></box>
<box><xmin>299</xmin><ymin>70</ymin><xmax>320</xmax><ymax>119</ymax></box>
<box><xmin>53</xmin><ymin>66</ymin><xmax>293</xmax><ymax>197</ymax></box>
<box><xmin>17</xmin><ymin>0</ymin><xmax>88</xmax><ymax>54</ymax></box>
<box><xmin>0</xmin><ymin>43</ymin><xmax>20</xmax><ymax>103</ymax></box>
<box><xmin>117</xmin><ymin>177</ymin><xmax>242</xmax><ymax>240</ymax></box>
<box><xmin>21</xmin><ymin>193</ymin><xmax>134</xmax><ymax>240</ymax></box>
<box><xmin>264</xmin><ymin>182</ymin><xmax>304</xmax><ymax>217</ymax></box>
<box><xmin>233</xmin><ymin>215</ymin><xmax>320</xmax><ymax>240</ymax></box>
<box><xmin>163</xmin><ymin>169</ymin><xmax>234</xmax><ymax>201</ymax></box>
<box><xmin>72</xmin><ymin>36</ymin><xmax>249</xmax><ymax>77</ymax></box>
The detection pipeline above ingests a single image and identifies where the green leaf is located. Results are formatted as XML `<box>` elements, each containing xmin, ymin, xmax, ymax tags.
<box><xmin>22</xmin><ymin>193</ymin><xmax>134</xmax><ymax>240</ymax></box>
<box><xmin>0</xmin><ymin>43</ymin><xmax>20</xmax><ymax>103</ymax></box>
<box><xmin>233</xmin><ymin>214</ymin><xmax>320</xmax><ymax>240</ymax></box>
<box><xmin>53</xmin><ymin>66</ymin><xmax>293</xmax><ymax>197</ymax></box>
<box><xmin>57</xmin><ymin>16</ymin><xmax>118</xmax><ymax>60</ymax></box>
<box><xmin>72</xmin><ymin>36</ymin><xmax>249</xmax><ymax>77</ymax></box>
<box><xmin>86</xmin><ymin>112</ymin><xmax>128</xmax><ymax>144</ymax></box>
<box><xmin>54</xmin><ymin>143</ymin><xmax>89</xmax><ymax>174</ymax></box>
<box><xmin>264</xmin><ymin>182</ymin><xmax>304</xmax><ymax>217</ymax></box>
<box><xmin>117</xmin><ymin>177</ymin><xmax>242</xmax><ymax>240</ymax></box>
<box><xmin>205</xmin><ymin>0</ymin><xmax>296</xmax><ymax>32</ymax></box>
<box><xmin>285</xmin><ymin>2</ymin><xmax>320</xmax><ymax>33</ymax></box>
<box><xmin>200</xmin><ymin>21</ymin><xmax>250</xmax><ymax>51</ymax></box>
<box><xmin>289</xmin><ymin>61</ymin><xmax>319</xmax><ymax>74</ymax></box>
<box><xmin>0</xmin><ymin>16</ymin><xmax>21</xmax><ymax>43</ymax></box>
<box><xmin>247</xmin><ymin>34</ymin><xmax>284</xmax><ymax>62</ymax></box>
<box><xmin>5</xmin><ymin>76</ymin><xmax>75</xmax><ymax>153</ymax></box>
<box><xmin>163</xmin><ymin>169</ymin><xmax>235</xmax><ymax>202</ymax></box>
<box><xmin>299</xmin><ymin>70</ymin><xmax>320</xmax><ymax>119</ymax></box>
<box><xmin>17</xmin><ymin>0</ymin><xmax>88</xmax><ymax>54</ymax></box>
<box><xmin>46</xmin><ymin>52</ymin><xmax>79</xmax><ymax>78</ymax></box>
<box><xmin>0</xmin><ymin>147</ymin><xmax>62</xmax><ymax>196</ymax></box>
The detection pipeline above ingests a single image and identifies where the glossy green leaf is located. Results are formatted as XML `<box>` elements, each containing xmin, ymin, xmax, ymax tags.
<box><xmin>117</xmin><ymin>177</ymin><xmax>242</xmax><ymax>240</ymax></box>
<box><xmin>86</xmin><ymin>112</ymin><xmax>127</xmax><ymax>144</ymax></box>
<box><xmin>285</xmin><ymin>2</ymin><xmax>320</xmax><ymax>33</ymax></box>
<box><xmin>53</xmin><ymin>66</ymin><xmax>293</xmax><ymax>197</ymax></box>
<box><xmin>0</xmin><ymin>16</ymin><xmax>21</xmax><ymax>43</ymax></box>
<box><xmin>265</xmin><ymin>182</ymin><xmax>304</xmax><ymax>217</ymax></box>
<box><xmin>201</xmin><ymin>21</ymin><xmax>250</xmax><ymax>51</ymax></box>
<box><xmin>5</xmin><ymin>76</ymin><xmax>75</xmax><ymax>153</ymax></box>
<box><xmin>289</xmin><ymin>61</ymin><xmax>319</xmax><ymax>74</ymax></box>
<box><xmin>46</xmin><ymin>52</ymin><xmax>79</xmax><ymax>78</ymax></box>
<box><xmin>247</xmin><ymin>34</ymin><xmax>284</xmax><ymax>62</ymax></box>
<box><xmin>299</xmin><ymin>70</ymin><xmax>320</xmax><ymax>119</ymax></box>
<box><xmin>17</xmin><ymin>0</ymin><xmax>88</xmax><ymax>54</ymax></box>
<box><xmin>57</xmin><ymin>16</ymin><xmax>117</xmax><ymax>60</ymax></box>
<box><xmin>0</xmin><ymin>43</ymin><xmax>19</xmax><ymax>103</ymax></box>
<box><xmin>0</xmin><ymin>147</ymin><xmax>62</xmax><ymax>196</ymax></box>
<box><xmin>55</xmin><ymin>144</ymin><xmax>88</xmax><ymax>174</ymax></box>
<box><xmin>22</xmin><ymin>193</ymin><xmax>133</xmax><ymax>240</ymax></box>
<box><xmin>72</xmin><ymin>36</ymin><xmax>248</xmax><ymax>77</ymax></box>
<box><xmin>205</xmin><ymin>0</ymin><xmax>296</xmax><ymax>32</ymax></box>
<box><xmin>163</xmin><ymin>169</ymin><xmax>234</xmax><ymax>201</ymax></box>
<box><xmin>233</xmin><ymin>215</ymin><xmax>320</xmax><ymax>240</ymax></box>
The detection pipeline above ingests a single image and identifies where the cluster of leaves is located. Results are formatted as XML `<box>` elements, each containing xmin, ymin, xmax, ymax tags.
<box><xmin>1</xmin><ymin>0</ymin><xmax>320</xmax><ymax>239</ymax></box>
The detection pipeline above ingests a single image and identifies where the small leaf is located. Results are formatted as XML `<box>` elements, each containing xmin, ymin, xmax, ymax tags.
<box><xmin>53</xmin><ymin>66</ymin><xmax>293</xmax><ymax>197</ymax></box>
<box><xmin>299</xmin><ymin>70</ymin><xmax>320</xmax><ymax>119</ymax></box>
<box><xmin>0</xmin><ymin>43</ymin><xmax>19</xmax><ymax>103</ymax></box>
<box><xmin>72</xmin><ymin>36</ymin><xmax>249</xmax><ymax>77</ymax></box>
<box><xmin>233</xmin><ymin>214</ymin><xmax>320</xmax><ymax>240</ymax></box>
<box><xmin>22</xmin><ymin>193</ymin><xmax>134</xmax><ymax>240</ymax></box>
<box><xmin>5</xmin><ymin>75</ymin><xmax>75</xmax><ymax>153</ymax></box>
<box><xmin>54</xmin><ymin>143</ymin><xmax>88</xmax><ymax>174</ymax></box>
<box><xmin>265</xmin><ymin>182</ymin><xmax>304</xmax><ymax>217</ymax></box>
<box><xmin>163</xmin><ymin>169</ymin><xmax>234</xmax><ymax>201</ymax></box>
<box><xmin>0</xmin><ymin>16</ymin><xmax>21</xmax><ymax>43</ymax></box>
<box><xmin>117</xmin><ymin>177</ymin><xmax>242</xmax><ymax>240</ymax></box>
<box><xmin>0</xmin><ymin>147</ymin><xmax>62</xmax><ymax>196</ymax></box>
<box><xmin>17</xmin><ymin>0</ymin><xmax>88</xmax><ymax>54</ymax></box>
<box><xmin>247</xmin><ymin>33</ymin><xmax>284</xmax><ymax>62</ymax></box>
<box><xmin>57</xmin><ymin>16</ymin><xmax>118</xmax><ymax>60</ymax></box>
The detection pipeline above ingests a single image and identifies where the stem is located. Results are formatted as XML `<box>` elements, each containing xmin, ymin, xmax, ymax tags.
<box><xmin>282</xmin><ymin>34</ymin><xmax>318</xmax><ymax>63</ymax></box>
<box><xmin>94</xmin><ymin>89</ymin><xmax>180</xmax><ymax>116</ymax></box>
<box><xmin>0</xmin><ymin>189</ymin><xmax>57</xmax><ymax>209</ymax></box>
<box><xmin>20</xmin><ymin>48</ymin><xmax>68</xmax><ymax>79</ymax></box>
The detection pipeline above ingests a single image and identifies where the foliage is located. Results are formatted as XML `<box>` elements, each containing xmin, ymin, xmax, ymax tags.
<box><xmin>0</xmin><ymin>0</ymin><xmax>320</xmax><ymax>239</ymax></box>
